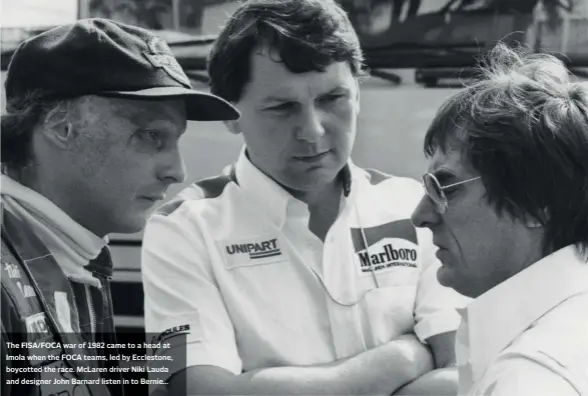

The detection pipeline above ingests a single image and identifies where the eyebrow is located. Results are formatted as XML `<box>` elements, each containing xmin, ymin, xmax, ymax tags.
<box><xmin>261</xmin><ymin>86</ymin><xmax>350</xmax><ymax>104</ymax></box>
<box><xmin>139</xmin><ymin>123</ymin><xmax>186</xmax><ymax>138</ymax></box>
<box><xmin>261</xmin><ymin>95</ymin><xmax>294</xmax><ymax>104</ymax></box>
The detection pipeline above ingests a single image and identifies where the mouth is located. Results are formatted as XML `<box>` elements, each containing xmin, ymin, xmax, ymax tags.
<box><xmin>293</xmin><ymin>151</ymin><xmax>330</xmax><ymax>162</ymax></box>
<box><xmin>432</xmin><ymin>238</ymin><xmax>446</xmax><ymax>250</ymax></box>
<box><xmin>435</xmin><ymin>247</ymin><xmax>450</xmax><ymax>263</ymax></box>
<box><xmin>139</xmin><ymin>194</ymin><xmax>166</xmax><ymax>202</ymax></box>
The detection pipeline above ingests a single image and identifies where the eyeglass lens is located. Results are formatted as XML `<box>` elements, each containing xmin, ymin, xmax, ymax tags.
<box><xmin>423</xmin><ymin>174</ymin><xmax>445</xmax><ymax>212</ymax></box>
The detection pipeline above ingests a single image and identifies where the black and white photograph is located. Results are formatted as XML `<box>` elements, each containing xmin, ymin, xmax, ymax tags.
<box><xmin>1</xmin><ymin>1</ymin><xmax>588</xmax><ymax>395</ymax></box>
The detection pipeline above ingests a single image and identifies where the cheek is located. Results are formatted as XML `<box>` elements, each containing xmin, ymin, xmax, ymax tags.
<box><xmin>241</xmin><ymin>115</ymin><xmax>294</xmax><ymax>153</ymax></box>
<box><xmin>446</xmin><ymin>213</ymin><xmax>513</xmax><ymax>277</ymax></box>
<box><xmin>85</xmin><ymin>150</ymin><xmax>146</xmax><ymax>200</ymax></box>
<box><xmin>326</xmin><ymin>103</ymin><xmax>357</xmax><ymax>140</ymax></box>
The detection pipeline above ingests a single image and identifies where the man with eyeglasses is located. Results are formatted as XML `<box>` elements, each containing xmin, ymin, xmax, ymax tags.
<box><xmin>412</xmin><ymin>42</ymin><xmax>588</xmax><ymax>396</ymax></box>
<box><xmin>140</xmin><ymin>0</ymin><xmax>470</xmax><ymax>395</ymax></box>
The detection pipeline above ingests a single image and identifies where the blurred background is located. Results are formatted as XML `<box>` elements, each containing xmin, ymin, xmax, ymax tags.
<box><xmin>2</xmin><ymin>0</ymin><xmax>587</xmax><ymax>366</ymax></box>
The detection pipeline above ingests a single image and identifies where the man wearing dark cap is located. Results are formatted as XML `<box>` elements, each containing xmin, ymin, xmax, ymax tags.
<box><xmin>0</xmin><ymin>18</ymin><xmax>239</xmax><ymax>396</ymax></box>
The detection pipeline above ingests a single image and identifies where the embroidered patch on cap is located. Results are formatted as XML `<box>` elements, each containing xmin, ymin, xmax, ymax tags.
<box><xmin>143</xmin><ymin>36</ymin><xmax>191</xmax><ymax>87</ymax></box>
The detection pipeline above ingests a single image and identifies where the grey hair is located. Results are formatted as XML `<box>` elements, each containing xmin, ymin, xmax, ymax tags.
<box><xmin>1</xmin><ymin>91</ymin><xmax>73</xmax><ymax>173</ymax></box>
<box><xmin>424</xmin><ymin>42</ymin><xmax>588</xmax><ymax>256</ymax></box>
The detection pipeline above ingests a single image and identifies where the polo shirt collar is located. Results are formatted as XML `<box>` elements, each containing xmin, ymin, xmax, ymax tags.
<box><xmin>234</xmin><ymin>146</ymin><xmax>356</xmax><ymax>229</ymax></box>
<box><xmin>460</xmin><ymin>244</ymin><xmax>588</xmax><ymax>381</ymax></box>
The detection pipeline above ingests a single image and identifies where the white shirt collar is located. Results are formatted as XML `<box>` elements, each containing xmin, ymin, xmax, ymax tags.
<box><xmin>460</xmin><ymin>244</ymin><xmax>588</xmax><ymax>380</ymax></box>
<box><xmin>234</xmin><ymin>146</ymin><xmax>359</xmax><ymax>229</ymax></box>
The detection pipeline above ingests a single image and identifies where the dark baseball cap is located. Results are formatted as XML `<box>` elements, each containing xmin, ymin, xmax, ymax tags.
<box><xmin>4</xmin><ymin>18</ymin><xmax>239</xmax><ymax>121</ymax></box>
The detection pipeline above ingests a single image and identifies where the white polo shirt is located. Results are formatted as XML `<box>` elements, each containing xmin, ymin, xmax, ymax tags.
<box><xmin>142</xmin><ymin>149</ymin><xmax>469</xmax><ymax>379</ymax></box>
<box><xmin>456</xmin><ymin>244</ymin><xmax>588</xmax><ymax>396</ymax></box>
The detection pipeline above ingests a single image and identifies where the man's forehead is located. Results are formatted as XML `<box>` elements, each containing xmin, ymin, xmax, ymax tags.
<box><xmin>76</xmin><ymin>96</ymin><xmax>187</xmax><ymax>133</ymax></box>
<box><xmin>88</xmin><ymin>96</ymin><xmax>184</xmax><ymax>118</ymax></box>
<box><xmin>428</xmin><ymin>145</ymin><xmax>465</xmax><ymax>174</ymax></box>
<box><xmin>428</xmin><ymin>145</ymin><xmax>481</xmax><ymax>185</ymax></box>
<box><xmin>249</xmin><ymin>50</ymin><xmax>356</xmax><ymax>97</ymax></box>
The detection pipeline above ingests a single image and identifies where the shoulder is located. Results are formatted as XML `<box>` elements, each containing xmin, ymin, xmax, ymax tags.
<box><xmin>478</xmin><ymin>355</ymin><xmax>582</xmax><ymax>396</ymax></box>
<box><xmin>154</xmin><ymin>167</ymin><xmax>238</xmax><ymax>218</ymax></box>
<box><xmin>361</xmin><ymin>168</ymin><xmax>423</xmax><ymax>198</ymax></box>
<box><xmin>363</xmin><ymin>168</ymin><xmax>421</xmax><ymax>188</ymax></box>
<box><xmin>355</xmin><ymin>167</ymin><xmax>424</xmax><ymax>216</ymax></box>
<box><xmin>490</xmin><ymin>299</ymin><xmax>588</xmax><ymax>395</ymax></box>
<box><xmin>516</xmin><ymin>291</ymin><xmax>588</xmax><ymax>371</ymax></box>
<box><xmin>514</xmin><ymin>291</ymin><xmax>588</xmax><ymax>356</ymax></box>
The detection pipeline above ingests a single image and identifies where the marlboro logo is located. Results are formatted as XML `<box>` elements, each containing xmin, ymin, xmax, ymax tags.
<box><xmin>351</xmin><ymin>219</ymin><xmax>419</xmax><ymax>275</ymax></box>
<box><xmin>357</xmin><ymin>243</ymin><xmax>418</xmax><ymax>271</ymax></box>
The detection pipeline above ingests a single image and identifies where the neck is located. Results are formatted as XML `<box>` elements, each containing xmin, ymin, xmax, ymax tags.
<box><xmin>300</xmin><ymin>178</ymin><xmax>343</xmax><ymax>242</ymax></box>
<box><xmin>287</xmin><ymin>177</ymin><xmax>342</xmax><ymax>207</ymax></box>
<box><xmin>4</xmin><ymin>165</ymin><xmax>34</xmax><ymax>188</ymax></box>
<box><xmin>12</xmin><ymin>170</ymin><xmax>106</xmax><ymax>238</ymax></box>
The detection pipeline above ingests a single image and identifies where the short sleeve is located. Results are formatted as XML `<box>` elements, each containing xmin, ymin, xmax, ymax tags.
<box><xmin>413</xmin><ymin>227</ymin><xmax>471</xmax><ymax>342</ymax></box>
<box><xmin>142</xmin><ymin>202</ymin><xmax>242</xmax><ymax>379</ymax></box>
<box><xmin>476</xmin><ymin>355</ymin><xmax>581</xmax><ymax>396</ymax></box>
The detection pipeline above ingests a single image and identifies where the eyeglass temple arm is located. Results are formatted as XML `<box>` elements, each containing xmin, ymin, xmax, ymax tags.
<box><xmin>441</xmin><ymin>176</ymin><xmax>481</xmax><ymax>189</ymax></box>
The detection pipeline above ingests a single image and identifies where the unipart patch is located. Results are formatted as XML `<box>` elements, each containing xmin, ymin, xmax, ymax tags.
<box><xmin>220</xmin><ymin>235</ymin><xmax>287</xmax><ymax>269</ymax></box>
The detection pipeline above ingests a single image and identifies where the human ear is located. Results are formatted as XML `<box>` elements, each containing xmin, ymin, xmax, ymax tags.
<box><xmin>42</xmin><ymin>108</ymin><xmax>74</xmax><ymax>149</ymax></box>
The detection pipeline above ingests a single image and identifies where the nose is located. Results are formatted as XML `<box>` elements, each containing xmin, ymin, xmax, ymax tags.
<box><xmin>411</xmin><ymin>191</ymin><xmax>441</xmax><ymax>229</ymax></box>
<box><xmin>158</xmin><ymin>146</ymin><xmax>186</xmax><ymax>185</ymax></box>
<box><xmin>296</xmin><ymin>106</ymin><xmax>326</xmax><ymax>143</ymax></box>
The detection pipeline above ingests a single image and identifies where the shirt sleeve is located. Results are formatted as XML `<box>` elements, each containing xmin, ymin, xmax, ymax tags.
<box><xmin>413</xmin><ymin>226</ymin><xmax>471</xmax><ymax>342</ymax></box>
<box><xmin>476</xmin><ymin>356</ymin><xmax>581</xmax><ymax>396</ymax></box>
<box><xmin>141</xmin><ymin>201</ymin><xmax>242</xmax><ymax>380</ymax></box>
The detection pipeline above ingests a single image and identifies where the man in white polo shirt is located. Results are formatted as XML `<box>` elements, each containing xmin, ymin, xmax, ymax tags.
<box><xmin>142</xmin><ymin>0</ymin><xmax>469</xmax><ymax>394</ymax></box>
<box><xmin>412</xmin><ymin>43</ymin><xmax>588</xmax><ymax>395</ymax></box>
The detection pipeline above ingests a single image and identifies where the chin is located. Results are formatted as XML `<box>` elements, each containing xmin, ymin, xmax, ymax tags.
<box><xmin>111</xmin><ymin>216</ymin><xmax>148</xmax><ymax>235</ymax></box>
<box><xmin>437</xmin><ymin>267</ymin><xmax>472</xmax><ymax>297</ymax></box>
<box><xmin>436</xmin><ymin>266</ymin><xmax>454</xmax><ymax>289</ymax></box>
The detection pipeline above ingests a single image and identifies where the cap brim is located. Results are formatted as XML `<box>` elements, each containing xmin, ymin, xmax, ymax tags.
<box><xmin>100</xmin><ymin>87</ymin><xmax>240</xmax><ymax>121</ymax></box>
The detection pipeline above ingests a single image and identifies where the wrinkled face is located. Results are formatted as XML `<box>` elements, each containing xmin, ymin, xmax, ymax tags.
<box><xmin>231</xmin><ymin>49</ymin><xmax>360</xmax><ymax>192</ymax></box>
<box><xmin>65</xmin><ymin>96</ymin><xmax>187</xmax><ymax>235</ymax></box>
<box><xmin>410</xmin><ymin>146</ymin><xmax>542</xmax><ymax>298</ymax></box>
